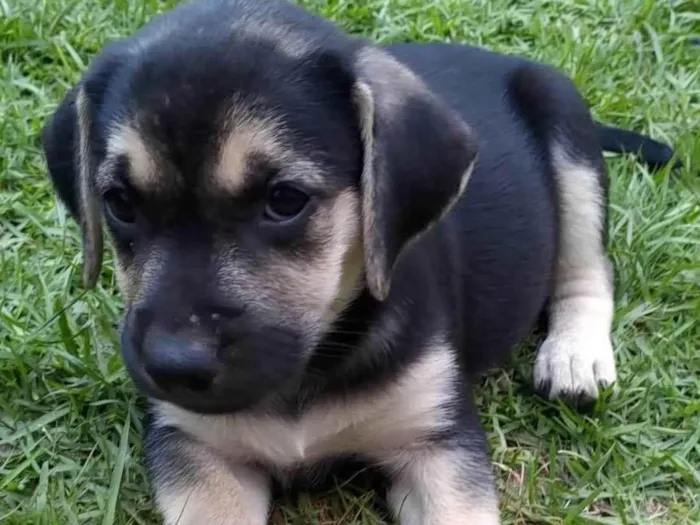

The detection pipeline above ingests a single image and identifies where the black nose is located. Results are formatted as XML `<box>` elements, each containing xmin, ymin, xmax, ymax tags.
<box><xmin>142</xmin><ymin>329</ymin><xmax>218</xmax><ymax>393</ymax></box>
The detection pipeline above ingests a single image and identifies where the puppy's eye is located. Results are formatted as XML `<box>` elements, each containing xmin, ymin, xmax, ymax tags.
<box><xmin>264</xmin><ymin>184</ymin><xmax>310</xmax><ymax>222</ymax></box>
<box><xmin>104</xmin><ymin>188</ymin><xmax>136</xmax><ymax>225</ymax></box>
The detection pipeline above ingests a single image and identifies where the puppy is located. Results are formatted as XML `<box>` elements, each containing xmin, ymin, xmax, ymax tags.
<box><xmin>40</xmin><ymin>0</ymin><xmax>678</xmax><ymax>523</ymax></box>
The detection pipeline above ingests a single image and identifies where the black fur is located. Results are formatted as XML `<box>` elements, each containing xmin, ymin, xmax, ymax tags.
<box><xmin>595</xmin><ymin>122</ymin><xmax>681</xmax><ymax>170</ymax></box>
<box><xmin>40</xmin><ymin>0</ymin><xmax>679</xmax><ymax>522</ymax></box>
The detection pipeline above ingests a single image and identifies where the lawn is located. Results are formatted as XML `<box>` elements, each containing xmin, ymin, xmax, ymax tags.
<box><xmin>1</xmin><ymin>0</ymin><xmax>698</xmax><ymax>523</ymax></box>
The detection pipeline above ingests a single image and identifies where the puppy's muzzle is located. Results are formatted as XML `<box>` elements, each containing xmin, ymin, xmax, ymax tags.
<box><xmin>141</xmin><ymin>328</ymin><xmax>218</xmax><ymax>393</ymax></box>
<box><xmin>120</xmin><ymin>298</ymin><xmax>307</xmax><ymax>414</ymax></box>
<box><xmin>121</xmin><ymin>303</ymin><xmax>239</xmax><ymax>401</ymax></box>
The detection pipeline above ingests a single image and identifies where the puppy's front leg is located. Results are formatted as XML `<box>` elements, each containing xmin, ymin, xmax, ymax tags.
<box><xmin>385</xmin><ymin>444</ymin><xmax>500</xmax><ymax>525</ymax></box>
<box><xmin>145</xmin><ymin>424</ymin><xmax>271</xmax><ymax>525</ymax></box>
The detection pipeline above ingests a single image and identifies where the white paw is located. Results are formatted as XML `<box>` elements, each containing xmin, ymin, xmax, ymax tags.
<box><xmin>533</xmin><ymin>332</ymin><xmax>617</xmax><ymax>406</ymax></box>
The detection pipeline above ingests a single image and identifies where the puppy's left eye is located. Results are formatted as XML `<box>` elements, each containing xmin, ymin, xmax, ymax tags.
<box><xmin>265</xmin><ymin>184</ymin><xmax>310</xmax><ymax>222</ymax></box>
<box><xmin>104</xmin><ymin>188</ymin><xmax>136</xmax><ymax>225</ymax></box>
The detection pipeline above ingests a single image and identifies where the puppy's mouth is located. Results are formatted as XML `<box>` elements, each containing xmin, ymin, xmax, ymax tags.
<box><xmin>118</xmin><ymin>310</ymin><xmax>309</xmax><ymax>414</ymax></box>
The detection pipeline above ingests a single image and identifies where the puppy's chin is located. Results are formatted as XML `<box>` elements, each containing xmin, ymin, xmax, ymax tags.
<box><xmin>144</xmin><ymin>387</ymin><xmax>284</xmax><ymax>415</ymax></box>
<box><xmin>144</xmin><ymin>389</ymin><xmax>263</xmax><ymax>415</ymax></box>
<box><xmin>123</xmin><ymin>357</ymin><xmax>306</xmax><ymax>415</ymax></box>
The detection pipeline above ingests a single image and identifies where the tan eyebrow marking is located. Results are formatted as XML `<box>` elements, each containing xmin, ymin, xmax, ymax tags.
<box><xmin>213</xmin><ymin>116</ymin><xmax>287</xmax><ymax>194</ymax></box>
<box><xmin>105</xmin><ymin>124</ymin><xmax>156</xmax><ymax>190</ymax></box>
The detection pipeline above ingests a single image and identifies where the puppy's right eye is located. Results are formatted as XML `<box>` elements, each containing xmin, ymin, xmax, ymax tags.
<box><xmin>104</xmin><ymin>188</ymin><xmax>136</xmax><ymax>225</ymax></box>
<box><xmin>264</xmin><ymin>184</ymin><xmax>310</xmax><ymax>222</ymax></box>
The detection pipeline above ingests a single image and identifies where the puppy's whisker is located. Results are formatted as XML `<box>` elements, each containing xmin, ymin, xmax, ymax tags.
<box><xmin>313</xmin><ymin>342</ymin><xmax>364</xmax><ymax>352</ymax></box>
<box><xmin>323</xmin><ymin>327</ymin><xmax>371</xmax><ymax>335</ymax></box>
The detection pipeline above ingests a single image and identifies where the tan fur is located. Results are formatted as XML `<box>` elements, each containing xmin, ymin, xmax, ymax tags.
<box><xmin>443</xmin><ymin>159</ymin><xmax>476</xmax><ymax>222</ymax></box>
<box><xmin>213</xmin><ymin>114</ymin><xmax>285</xmax><ymax>194</ymax></box>
<box><xmin>115</xmin><ymin>244</ymin><xmax>169</xmax><ymax>307</ymax></box>
<box><xmin>294</xmin><ymin>188</ymin><xmax>364</xmax><ymax>328</ymax></box>
<box><xmin>75</xmin><ymin>88</ymin><xmax>103</xmax><ymax>288</ymax></box>
<box><xmin>386</xmin><ymin>448</ymin><xmax>501</xmax><ymax>525</ymax></box>
<box><xmin>534</xmin><ymin>145</ymin><xmax>617</xmax><ymax>400</ymax></box>
<box><xmin>103</xmin><ymin>124</ymin><xmax>156</xmax><ymax>190</ymax></box>
<box><xmin>156</xmin><ymin>446</ymin><xmax>270</xmax><ymax>525</ymax></box>
<box><xmin>154</xmin><ymin>340</ymin><xmax>457</xmax><ymax>467</ymax></box>
<box><xmin>114</xmin><ymin>261</ymin><xmax>134</xmax><ymax>304</ymax></box>
<box><xmin>327</xmin><ymin>233</ymin><xmax>364</xmax><ymax>322</ymax></box>
<box><xmin>212</xmin><ymin>107</ymin><xmax>327</xmax><ymax>195</ymax></box>
<box><xmin>353</xmin><ymin>80</ymin><xmax>384</xmax><ymax>298</ymax></box>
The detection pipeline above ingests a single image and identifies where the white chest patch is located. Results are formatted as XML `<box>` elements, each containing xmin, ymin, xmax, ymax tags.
<box><xmin>154</xmin><ymin>346</ymin><xmax>457</xmax><ymax>467</ymax></box>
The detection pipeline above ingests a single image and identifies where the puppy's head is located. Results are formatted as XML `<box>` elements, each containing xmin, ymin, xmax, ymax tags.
<box><xmin>41</xmin><ymin>1</ymin><xmax>477</xmax><ymax>414</ymax></box>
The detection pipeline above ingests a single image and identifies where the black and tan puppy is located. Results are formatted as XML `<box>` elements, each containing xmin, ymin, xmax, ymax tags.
<box><xmin>41</xmin><ymin>0</ymin><xmax>677</xmax><ymax>523</ymax></box>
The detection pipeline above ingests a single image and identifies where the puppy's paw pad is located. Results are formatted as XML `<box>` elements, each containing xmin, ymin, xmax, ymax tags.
<box><xmin>533</xmin><ymin>334</ymin><xmax>617</xmax><ymax>407</ymax></box>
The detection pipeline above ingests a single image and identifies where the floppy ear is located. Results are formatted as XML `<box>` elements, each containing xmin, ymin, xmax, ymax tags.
<box><xmin>352</xmin><ymin>47</ymin><xmax>478</xmax><ymax>301</ymax></box>
<box><xmin>41</xmin><ymin>44</ymin><xmax>127</xmax><ymax>288</ymax></box>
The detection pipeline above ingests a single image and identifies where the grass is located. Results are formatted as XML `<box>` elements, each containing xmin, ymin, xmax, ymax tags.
<box><xmin>0</xmin><ymin>0</ymin><xmax>698</xmax><ymax>523</ymax></box>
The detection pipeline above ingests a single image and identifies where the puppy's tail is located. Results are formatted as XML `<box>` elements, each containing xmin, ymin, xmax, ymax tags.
<box><xmin>594</xmin><ymin>122</ymin><xmax>681</xmax><ymax>171</ymax></box>
<box><xmin>507</xmin><ymin>64</ymin><xmax>681</xmax><ymax>172</ymax></box>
